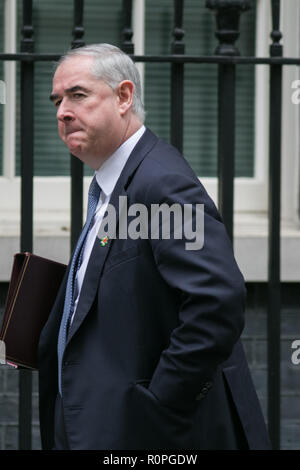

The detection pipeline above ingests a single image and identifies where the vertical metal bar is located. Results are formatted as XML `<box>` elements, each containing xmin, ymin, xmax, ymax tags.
<box><xmin>217</xmin><ymin>64</ymin><xmax>235</xmax><ymax>242</ymax></box>
<box><xmin>170</xmin><ymin>0</ymin><xmax>184</xmax><ymax>153</ymax></box>
<box><xmin>122</xmin><ymin>0</ymin><xmax>134</xmax><ymax>54</ymax></box>
<box><xmin>19</xmin><ymin>0</ymin><xmax>34</xmax><ymax>450</ymax></box>
<box><xmin>205</xmin><ymin>0</ymin><xmax>251</xmax><ymax>242</ymax></box>
<box><xmin>70</xmin><ymin>159</ymin><xmax>84</xmax><ymax>252</ymax></box>
<box><xmin>267</xmin><ymin>0</ymin><xmax>282</xmax><ymax>450</ymax></box>
<box><xmin>70</xmin><ymin>0</ymin><xmax>85</xmax><ymax>252</ymax></box>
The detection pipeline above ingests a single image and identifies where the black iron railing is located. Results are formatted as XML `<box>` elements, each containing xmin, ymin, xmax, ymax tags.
<box><xmin>19</xmin><ymin>0</ymin><xmax>34</xmax><ymax>451</ymax></box>
<box><xmin>0</xmin><ymin>0</ymin><xmax>288</xmax><ymax>450</ymax></box>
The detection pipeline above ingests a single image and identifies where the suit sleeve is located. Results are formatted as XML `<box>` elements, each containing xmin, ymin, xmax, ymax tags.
<box><xmin>143</xmin><ymin>171</ymin><xmax>246</xmax><ymax>411</ymax></box>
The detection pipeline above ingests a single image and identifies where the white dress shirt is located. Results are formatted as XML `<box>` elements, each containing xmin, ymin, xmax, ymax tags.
<box><xmin>70</xmin><ymin>125</ymin><xmax>146</xmax><ymax>325</ymax></box>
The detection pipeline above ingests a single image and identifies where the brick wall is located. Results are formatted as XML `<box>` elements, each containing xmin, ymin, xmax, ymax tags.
<box><xmin>0</xmin><ymin>282</ymin><xmax>299</xmax><ymax>450</ymax></box>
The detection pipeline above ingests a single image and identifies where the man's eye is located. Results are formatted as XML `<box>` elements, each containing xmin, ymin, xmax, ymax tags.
<box><xmin>73</xmin><ymin>93</ymin><xmax>84</xmax><ymax>99</ymax></box>
<box><xmin>54</xmin><ymin>100</ymin><xmax>61</xmax><ymax>107</ymax></box>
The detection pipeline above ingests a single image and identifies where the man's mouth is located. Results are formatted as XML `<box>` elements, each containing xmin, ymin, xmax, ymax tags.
<box><xmin>65</xmin><ymin>128</ymin><xmax>83</xmax><ymax>136</ymax></box>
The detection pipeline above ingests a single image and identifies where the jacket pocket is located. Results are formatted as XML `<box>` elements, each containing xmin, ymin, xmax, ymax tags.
<box><xmin>131</xmin><ymin>379</ymin><xmax>195</xmax><ymax>449</ymax></box>
<box><xmin>134</xmin><ymin>379</ymin><xmax>151</xmax><ymax>387</ymax></box>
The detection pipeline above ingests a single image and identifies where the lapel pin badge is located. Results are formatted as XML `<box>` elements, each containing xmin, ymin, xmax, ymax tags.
<box><xmin>100</xmin><ymin>236</ymin><xmax>109</xmax><ymax>247</ymax></box>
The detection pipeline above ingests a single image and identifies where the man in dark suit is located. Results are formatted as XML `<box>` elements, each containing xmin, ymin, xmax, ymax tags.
<box><xmin>38</xmin><ymin>43</ymin><xmax>271</xmax><ymax>450</ymax></box>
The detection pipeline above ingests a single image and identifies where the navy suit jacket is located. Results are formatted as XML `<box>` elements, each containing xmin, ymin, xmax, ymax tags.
<box><xmin>38</xmin><ymin>128</ymin><xmax>271</xmax><ymax>449</ymax></box>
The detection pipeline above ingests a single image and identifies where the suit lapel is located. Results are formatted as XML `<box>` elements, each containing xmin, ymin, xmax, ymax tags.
<box><xmin>66</xmin><ymin>128</ymin><xmax>158</xmax><ymax>345</ymax></box>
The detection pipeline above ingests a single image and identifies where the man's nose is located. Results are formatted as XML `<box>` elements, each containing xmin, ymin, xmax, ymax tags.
<box><xmin>57</xmin><ymin>101</ymin><xmax>74</xmax><ymax>123</ymax></box>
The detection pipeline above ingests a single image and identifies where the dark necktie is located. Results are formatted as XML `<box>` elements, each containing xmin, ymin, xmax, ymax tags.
<box><xmin>57</xmin><ymin>176</ymin><xmax>100</xmax><ymax>395</ymax></box>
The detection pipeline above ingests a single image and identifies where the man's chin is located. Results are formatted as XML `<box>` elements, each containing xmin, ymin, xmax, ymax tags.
<box><xmin>65</xmin><ymin>134</ymin><xmax>85</xmax><ymax>153</ymax></box>
<box><xmin>64</xmin><ymin>142</ymin><xmax>100</xmax><ymax>169</ymax></box>
<box><xmin>66</xmin><ymin>143</ymin><xmax>82</xmax><ymax>158</ymax></box>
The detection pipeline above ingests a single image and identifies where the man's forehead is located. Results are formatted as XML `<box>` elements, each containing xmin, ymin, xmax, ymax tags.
<box><xmin>52</xmin><ymin>57</ymin><xmax>96</xmax><ymax>90</ymax></box>
<box><xmin>57</xmin><ymin>54</ymin><xmax>93</xmax><ymax>70</ymax></box>
<box><xmin>54</xmin><ymin>55</ymin><xmax>94</xmax><ymax>79</ymax></box>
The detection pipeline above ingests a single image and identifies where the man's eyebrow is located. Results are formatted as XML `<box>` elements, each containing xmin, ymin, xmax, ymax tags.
<box><xmin>49</xmin><ymin>85</ymin><xmax>90</xmax><ymax>102</ymax></box>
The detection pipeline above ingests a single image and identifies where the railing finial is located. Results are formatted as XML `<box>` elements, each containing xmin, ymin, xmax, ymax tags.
<box><xmin>270</xmin><ymin>0</ymin><xmax>282</xmax><ymax>57</ymax></box>
<box><xmin>72</xmin><ymin>0</ymin><xmax>85</xmax><ymax>49</ymax></box>
<box><xmin>206</xmin><ymin>0</ymin><xmax>251</xmax><ymax>56</ymax></box>
<box><xmin>122</xmin><ymin>0</ymin><xmax>134</xmax><ymax>54</ymax></box>
<box><xmin>171</xmin><ymin>0</ymin><xmax>185</xmax><ymax>54</ymax></box>
<box><xmin>21</xmin><ymin>0</ymin><xmax>34</xmax><ymax>53</ymax></box>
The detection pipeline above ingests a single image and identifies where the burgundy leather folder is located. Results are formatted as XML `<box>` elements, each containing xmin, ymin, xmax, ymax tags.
<box><xmin>0</xmin><ymin>252</ymin><xmax>66</xmax><ymax>369</ymax></box>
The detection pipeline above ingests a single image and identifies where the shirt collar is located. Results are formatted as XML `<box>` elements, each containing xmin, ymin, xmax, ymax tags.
<box><xmin>95</xmin><ymin>125</ymin><xmax>145</xmax><ymax>197</ymax></box>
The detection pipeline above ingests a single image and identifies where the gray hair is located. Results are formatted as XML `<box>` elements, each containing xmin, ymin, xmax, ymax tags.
<box><xmin>57</xmin><ymin>43</ymin><xmax>145</xmax><ymax>123</ymax></box>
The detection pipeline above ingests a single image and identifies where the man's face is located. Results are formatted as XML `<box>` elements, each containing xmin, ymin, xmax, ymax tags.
<box><xmin>51</xmin><ymin>56</ymin><xmax>123</xmax><ymax>169</ymax></box>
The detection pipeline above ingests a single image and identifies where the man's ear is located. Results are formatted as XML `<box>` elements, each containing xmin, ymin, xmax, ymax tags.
<box><xmin>117</xmin><ymin>80</ymin><xmax>134</xmax><ymax>116</ymax></box>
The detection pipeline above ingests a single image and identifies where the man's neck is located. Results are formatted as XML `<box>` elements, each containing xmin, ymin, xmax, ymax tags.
<box><xmin>119</xmin><ymin>114</ymin><xmax>143</xmax><ymax>148</ymax></box>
